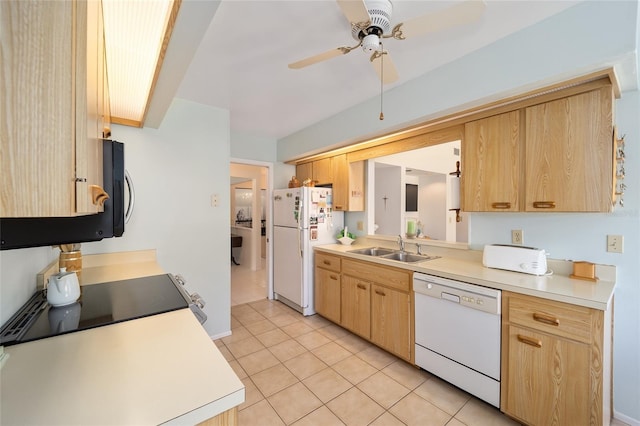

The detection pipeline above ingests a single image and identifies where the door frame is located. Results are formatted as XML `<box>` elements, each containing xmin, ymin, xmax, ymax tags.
<box><xmin>230</xmin><ymin>158</ymin><xmax>274</xmax><ymax>300</ymax></box>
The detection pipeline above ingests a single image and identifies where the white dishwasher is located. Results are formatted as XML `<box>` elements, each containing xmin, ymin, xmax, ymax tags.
<box><xmin>414</xmin><ymin>272</ymin><xmax>501</xmax><ymax>407</ymax></box>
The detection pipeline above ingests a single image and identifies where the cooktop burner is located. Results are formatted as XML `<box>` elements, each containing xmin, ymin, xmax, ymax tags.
<box><xmin>0</xmin><ymin>274</ymin><xmax>189</xmax><ymax>346</ymax></box>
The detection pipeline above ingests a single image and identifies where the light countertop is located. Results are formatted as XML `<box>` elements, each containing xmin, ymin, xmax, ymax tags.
<box><xmin>1</xmin><ymin>309</ymin><xmax>244</xmax><ymax>425</ymax></box>
<box><xmin>315</xmin><ymin>243</ymin><xmax>615</xmax><ymax>311</ymax></box>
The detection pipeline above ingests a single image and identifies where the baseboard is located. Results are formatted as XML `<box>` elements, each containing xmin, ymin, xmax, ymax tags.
<box><xmin>614</xmin><ymin>409</ymin><xmax>640</xmax><ymax>426</ymax></box>
<box><xmin>210</xmin><ymin>330</ymin><xmax>231</xmax><ymax>341</ymax></box>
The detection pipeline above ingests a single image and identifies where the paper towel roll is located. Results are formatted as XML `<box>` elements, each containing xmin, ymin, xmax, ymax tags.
<box><xmin>450</xmin><ymin>177</ymin><xmax>461</xmax><ymax>210</ymax></box>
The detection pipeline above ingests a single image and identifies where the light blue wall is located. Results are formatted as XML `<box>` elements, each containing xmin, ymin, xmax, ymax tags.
<box><xmin>277</xmin><ymin>2</ymin><xmax>640</xmax><ymax>422</ymax></box>
<box><xmin>84</xmin><ymin>98</ymin><xmax>231</xmax><ymax>337</ymax></box>
<box><xmin>230</xmin><ymin>131</ymin><xmax>294</xmax><ymax>189</ymax></box>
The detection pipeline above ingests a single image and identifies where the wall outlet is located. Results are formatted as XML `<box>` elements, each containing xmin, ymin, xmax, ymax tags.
<box><xmin>211</xmin><ymin>194</ymin><xmax>219</xmax><ymax>207</ymax></box>
<box><xmin>607</xmin><ymin>235</ymin><xmax>623</xmax><ymax>253</ymax></box>
<box><xmin>511</xmin><ymin>229</ymin><xmax>523</xmax><ymax>245</ymax></box>
<box><xmin>357</xmin><ymin>221</ymin><xmax>364</xmax><ymax>231</ymax></box>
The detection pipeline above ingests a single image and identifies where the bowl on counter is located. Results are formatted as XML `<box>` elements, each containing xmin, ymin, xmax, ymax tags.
<box><xmin>338</xmin><ymin>237</ymin><xmax>355</xmax><ymax>245</ymax></box>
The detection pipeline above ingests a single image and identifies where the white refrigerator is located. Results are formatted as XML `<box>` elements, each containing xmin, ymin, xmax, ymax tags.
<box><xmin>273</xmin><ymin>187</ymin><xmax>344</xmax><ymax>316</ymax></box>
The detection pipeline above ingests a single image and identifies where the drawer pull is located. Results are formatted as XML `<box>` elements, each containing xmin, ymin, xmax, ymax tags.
<box><xmin>323</xmin><ymin>260</ymin><xmax>331</xmax><ymax>265</ymax></box>
<box><xmin>329</xmin><ymin>275</ymin><xmax>338</xmax><ymax>280</ymax></box>
<box><xmin>357</xmin><ymin>283</ymin><xmax>367</xmax><ymax>290</ymax></box>
<box><xmin>491</xmin><ymin>202</ymin><xmax>512</xmax><ymax>209</ymax></box>
<box><xmin>375</xmin><ymin>289</ymin><xmax>386</xmax><ymax>296</ymax></box>
<box><xmin>533</xmin><ymin>201</ymin><xmax>556</xmax><ymax>209</ymax></box>
<box><xmin>533</xmin><ymin>312</ymin><xmax>560</xmax><ymax>326</ymax></box>
<box><xmin>517</xmin><ymin>334</ymin><xmax>542</xmax><ymax>348</ymax></box>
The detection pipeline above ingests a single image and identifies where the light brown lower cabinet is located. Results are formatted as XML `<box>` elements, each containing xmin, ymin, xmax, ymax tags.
<box><xmin>314</xmin><ymin>253</ymin><xmax>342</xmax><ymax>324</ymax></box>
<box><xmin>315</xmin><ymin>267</ymin><xmax>341</xmax><ymax>324</ymax></box>
<box><xmin>341</xmin><ymin>275</ymin><xmax>371</xmax><ymax>339</ymax></box>
<box><xmin>371</xmin><ymin>284</ymin><xmax>411</xmax><ymax>361</ymax></box>
<box><xmin>313</xmin><ymin>253</ymin><xmax>413</xmax><ymax>363</ymax></box>
<box><xmin>501</xmin><ymin>291</ymin><xmax>612</xmax><ymax>426</ymax></box>
<box><xmin>197</xmin><ymin>407</ymin><xmax>238</xmax><ymax>426</ymax></box>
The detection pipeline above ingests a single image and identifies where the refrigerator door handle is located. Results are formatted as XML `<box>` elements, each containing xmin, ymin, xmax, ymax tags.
<box><xmin>298</xmin><ymin>189</ymin><xmax>304</xmax><ymax>257</ymax></box>
<box><xmin>299</xmin><ymin>228</ymin><xmax>304</xmax><ymax>258</ymax></box>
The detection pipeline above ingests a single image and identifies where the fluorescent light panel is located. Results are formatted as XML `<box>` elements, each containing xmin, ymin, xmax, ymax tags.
<box><xmin>102</xmin><ymin>0</ymin><xmax>174</xmax><ymax>126</ymax></box>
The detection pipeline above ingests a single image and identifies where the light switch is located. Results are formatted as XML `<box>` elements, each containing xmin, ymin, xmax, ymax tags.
<box><xmin>607</xmin><ymin>235</ymin><xmax>623</xmax><ymax>253</ymax></box>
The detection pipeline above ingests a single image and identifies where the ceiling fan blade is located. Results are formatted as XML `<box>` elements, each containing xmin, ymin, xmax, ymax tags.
<box><xmin>397</xmin><ymin>0</ymin><xmax>486</xmax><ymax>40</ymax></box>
<box><xmin>336</xmin><ymin>0</ymin><xmax>370</xmax><ymax>26</ymax></box>
<box><xmin>288</xmin><ymin>48</ymin><xmax>349</xmax><ymax>69</ymax></box>
<box><xmin>371</xmin><ymin>51</ymin><xmax>399</xmax><ymax>85</ymax></box>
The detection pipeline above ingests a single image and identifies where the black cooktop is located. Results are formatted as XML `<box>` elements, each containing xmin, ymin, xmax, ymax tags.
<box><xmin>0</xmin><ymin>274</ymin><xmax>189</xmax><ymax>346</ymax></box>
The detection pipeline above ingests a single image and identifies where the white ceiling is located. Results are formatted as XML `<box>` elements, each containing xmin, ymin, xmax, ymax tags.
<box><xmin>174</xmin><ymin>0</ymin><xmax>581</xmax><ymax>140</ymax></box>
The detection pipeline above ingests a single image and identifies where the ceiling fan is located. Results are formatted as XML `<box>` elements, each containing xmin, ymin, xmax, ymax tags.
<box><xmin>288</xmin><ymin>0</ymin><xmax>486</xmax><ymax>84</ymax></box>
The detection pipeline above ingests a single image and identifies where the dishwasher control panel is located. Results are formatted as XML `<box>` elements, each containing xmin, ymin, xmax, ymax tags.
<box><xmin>413</xmin><ymin>273</ymin><xmax>501</xmax><ymax>315</ymax></box>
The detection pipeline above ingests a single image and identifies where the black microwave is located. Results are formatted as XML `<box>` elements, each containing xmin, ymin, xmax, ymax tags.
<box><xmin>0</xmin><ymin>140</ymin><xmax>125</xmax><ymax>250</ymax></box>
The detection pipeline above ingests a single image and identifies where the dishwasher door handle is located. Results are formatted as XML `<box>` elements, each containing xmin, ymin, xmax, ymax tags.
<box><xmin>441</xmin><ymin>292</ymin><xmax>460</xmax><ymax>303</ymax></box>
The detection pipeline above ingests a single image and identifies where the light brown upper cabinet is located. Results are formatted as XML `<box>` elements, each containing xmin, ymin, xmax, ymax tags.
<box><xmin>294</xmin><ymin>158</ymin><xmax>332</xmax><ymax>185</ymax></box>
<box><xmin>463</xmin><ymin>111</ymin><xmax>521</xmax><ymax>212</ymax></box>
<box><xmin>1</xmin><ymin>0</ymin><xmax>107</xmax><ymax>217</ymax></box>
<box><xmin>462</xmin><ymin>85</ymin><xmax>614</xmax><ymax>213</ymax></box>
<box><xmin>525</xmin><ymin>86</ymin><xmax>614</xmax><ymax>212</ymax></box>
<box><xmin>295</xmin><ymin>162</ymin><xmax>313</xmax><ymax>184</ymax></box>
<box><xmin>313</xmin><ymin>158</ymin><xmax>332</xmax><ymax>185</ymax></box>
<box><xmin>295</xmin><ymin>155</ymin><xmax>365</xmax><ymax>211</ymax></box>
<box><xmin>332</xmin><ymin>154</ymin><xmax>364</xmax><ymax>212</ymax></box>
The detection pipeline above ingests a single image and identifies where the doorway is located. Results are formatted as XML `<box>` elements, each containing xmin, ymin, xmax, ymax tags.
<box><xmin>230</xmin><ymin>160</ymin><xmax>272</xmax><ymax>306</ymax></box>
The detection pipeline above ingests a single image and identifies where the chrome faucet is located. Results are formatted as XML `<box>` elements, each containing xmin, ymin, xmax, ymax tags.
<box><xmin>416</xmin><ymin>244</ymin><xmax>423</xmax><ymax>255</ymax></box>
<box><xmin>397</xmin><ymin>235</ymin><xmax>405</xmax><ymax>252</ymax></box>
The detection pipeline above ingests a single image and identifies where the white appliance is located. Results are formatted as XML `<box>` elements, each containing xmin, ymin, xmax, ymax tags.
<box><xmin>414</xmin><ymin>273</ymin><xmax>502</xmax><ymax>408</ymax></box>
<box><xmin>482</xmin><ymin>244</ymin><xmax>548</xmax><ymax>275</ymax></box>
<box><xmin>273</xmin><ymin>187</ymin><xmax>343</xmax><ymax>315</ymax></box>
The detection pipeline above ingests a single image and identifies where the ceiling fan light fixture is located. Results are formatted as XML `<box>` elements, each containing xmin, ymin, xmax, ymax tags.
<box><xmin>362</xmin><ymin>34</ymin><xmax>381</xmax><ymax>53</ymax></box>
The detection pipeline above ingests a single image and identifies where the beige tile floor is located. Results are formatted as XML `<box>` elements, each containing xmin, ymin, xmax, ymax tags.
<box><xmin>231</xmin><ymin>257</ymin><xmax>268</xmax><ymax>306</ymax></box>
<box><xmin>215</xmin><ymin>299</ymin><xmax>523</xmax><ymax>426</ymax></box>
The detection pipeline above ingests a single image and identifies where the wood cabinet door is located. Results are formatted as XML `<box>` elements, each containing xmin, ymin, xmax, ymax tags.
<box><xmin>331</xmin><ymin>154</ymin><xmax>348</xmax><ymax>211</ymax></box>
<box><xmin>75</xmin><ymin>0</ymin><xmax>104</xmax><ymax>214</ymax></box>
<box><xmin>295</xmin><ymin>163</ymin><xmax>313</xmax><ymax>184</ymax></box>
<box><xmin>371</xmin><ymin>284</ymin><xmax>411</xmax><ymax>361</ymax></box>
<box><xmin>314</xmin><ymin>267</ymin><xmax>341</xmax><ymax>324</ymax></box>
<box><xmin>525</xmin><ymin>87</ymin><xmax>613</xmax><ymax>212</ymax></box>
<box><xmin>504</xmin><ymin>325</ymin><xmax>591</xmax><ymax>426</ymax></box>
<box><xmin>341</xmin><ymin>276</ymin><xmax>371</xmax><ymax>339</ymax></box>
<box><xmin>313</xmin><ymin>158</ymin><xmax>332</xmax><ymax>185</ymax></box>
<box><xmin>463</xmin><ymin>111</ymin><xmax>521</xmax><ymax>212</ymax></box>
<box><xmin>1</xmin><ymin>1</ymin><xmax>76</xmax><ymax>217</ymax></box>
<box><xmin>1</xmin><ymin>0</ymin><xmax>105</xmax><ymax>217</ymax></box>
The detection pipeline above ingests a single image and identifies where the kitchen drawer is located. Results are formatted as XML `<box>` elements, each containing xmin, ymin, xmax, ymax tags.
<box><xmin>506</xmin><ymin>293</ymin><xmax>594</xmax><ymax>343</ymax></box>
<box><xmin>315</xmin><ymin>252</ymin><xmax>341</xmax><ymax>272</ymax></box>
<box><xmin>342</xmin><ymin>259</ymin><xmax>411</xmax><ymax>292</ymax></box>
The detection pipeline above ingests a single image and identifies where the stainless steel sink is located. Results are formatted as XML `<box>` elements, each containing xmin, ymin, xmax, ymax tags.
<box><xmin>348</xmin><ymin>247</ymin><xmax>395</xmax><ymax>256</ymax></box>
<box><xmin>380</xmin><ymin>252</ymin><xmax>439</xmax><ymax>263</ymax></box>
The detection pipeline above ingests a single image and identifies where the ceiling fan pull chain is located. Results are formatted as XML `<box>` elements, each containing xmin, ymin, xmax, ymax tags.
<box><xmin>379</xmin><ymin>42</ymin><xmax>384</xmax><ymax>120</ymax></box>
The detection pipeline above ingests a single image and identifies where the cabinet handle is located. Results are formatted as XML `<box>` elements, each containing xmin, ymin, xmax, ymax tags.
<box><xmin>323</xmin><ymin>260</ymin><xmax>331</xmax><ymax>265</ymax></box>
<box><xmin>335</xmin><ymin>205</ymin><xmax>344</xmax><ymax>210</ymax></box>
<box><xmin>491</xmin><ymin>202</ymin><xmax>512</xmax><ymax>209</ymax></box>
<box><xmin>90</xmin><ymin>185</ymin><xmax>110</xmax><ymax>206</ymax></box>
<box><xmin>533</xmin><ymin>201</ymin><xmax>556</xmax><ymax>209</ymax></box>
<box><xmin>375</xmin><ymin>289</ymin><xmax>386</xmax><ymax>296</ymax></box>
<box><xmin>517</xmin><ymin>334</ymin><xmax>542</xmax><ymax>348</ymax></box>
<box><xmin>357</xmin><ymin>283</ymin><xmax>367</xmax><ymax>290</ymax></box>
<box><xmin>329</xmin><ymin>274</ymin><xmax>338</xmax><ymax>280</ymax></box>
<box><xmin>533</xmin><ymin>312</ymin><xmax>560</xmax><ymax>326</ymax></box>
